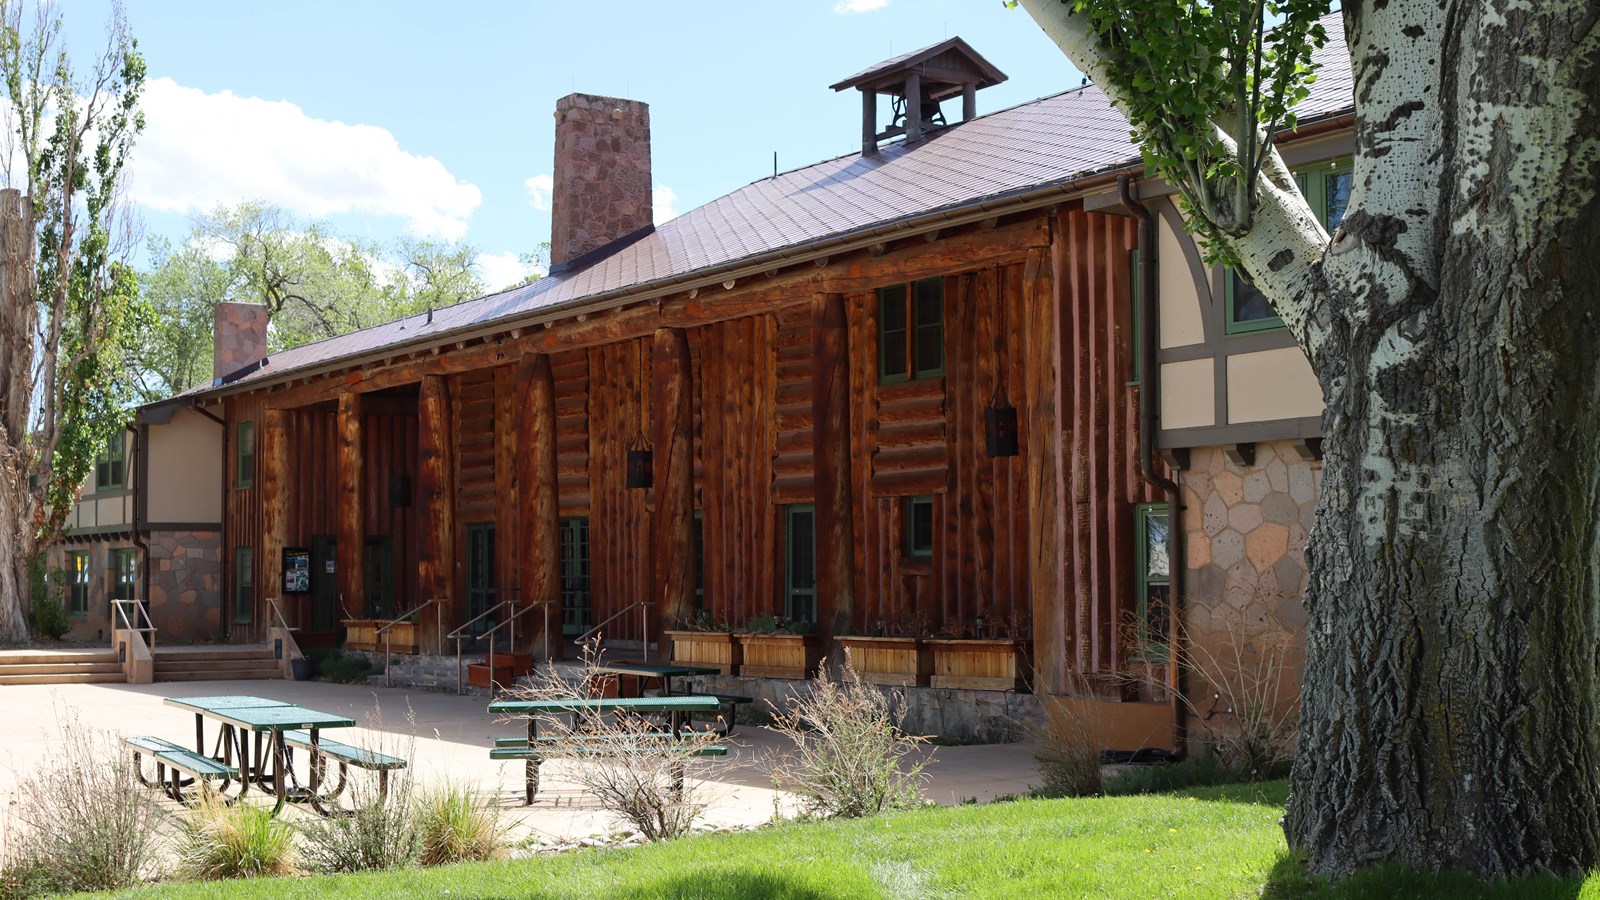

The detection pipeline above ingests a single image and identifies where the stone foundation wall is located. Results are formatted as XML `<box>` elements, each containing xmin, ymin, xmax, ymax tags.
<box><xmin>147</xmin><ymin>530</ymin><xmax>223</xmax><ymax>644</ymax></box>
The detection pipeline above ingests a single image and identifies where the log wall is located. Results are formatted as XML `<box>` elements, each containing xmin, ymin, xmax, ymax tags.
<box><xmin>584</xmin><ymin>339</ymin><xmax>653</xmax><ymax>642</ymax></box>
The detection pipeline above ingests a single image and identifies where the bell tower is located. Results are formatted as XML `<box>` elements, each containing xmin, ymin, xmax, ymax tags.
<box><xmin>829</xmin><ymin>37</ymin><xmax>1007</xmax><ymax>156</ymax></box>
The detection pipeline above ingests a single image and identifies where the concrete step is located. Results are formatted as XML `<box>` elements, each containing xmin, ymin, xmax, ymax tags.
<box><xmin>0</xmin><ymin>662</ymin><xmax>122</xmax><ymax>676</ymax></box>
<box><xmin>155</xmin><ymin>658</ymin><xmax>277</xmax><ymax>673</ymax></box>
<box><xmin>0</xmin><ymin>672</ymin><xmax>125</xmax><ymax>685</ymax></box>
<box><xmin>153</xmin><ymin>649</ymin><xmax>274</xmax><ymax>663</ymax></box>
<box><xmin>0</xmin><ymin>651</ymin><xmax>118</xmax><ymax>666</ymax></box>
<box><xmin>154</xmin><ymin>668</ymin><xmax>281</xmax><ymax>682</ymax></box>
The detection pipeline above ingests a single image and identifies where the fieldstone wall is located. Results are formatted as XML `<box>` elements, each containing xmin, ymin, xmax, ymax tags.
<box><xmin>147</xmin><ymin>529</ymin><xmax>223</xmax><ymax>644</ymax></box>
<box><xmin>549</xmin><ymin>93</ymin><xmax>652</xmax><ymax>267</ymax></box>
<box><xmin>213</xmin><ymin>301</ymin><xmax>268</xmax><ymax>382</ymax></box>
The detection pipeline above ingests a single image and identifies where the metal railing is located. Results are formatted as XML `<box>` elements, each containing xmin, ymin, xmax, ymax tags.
<box><xmin>266</xmin><ymin>596</ymin><xmax>293</xmax><ymax>633</ymax></box>
<box><xmin>380</xmin><ymin>598</ymin><xmax>447</xmax><ymax>687</ymax></box>
<box><xmin>574</xmin><ymin>599</ymin><xmax>653</xmax><ymax>658</ymax></box>
<box><xmin>111</xmin><ymin>598</ymin><xmax>156</xmax><ymax>651</ymax></box>
<box><xmin>446</xmin><ymin>600</ymin><xmax>550</xmax><ymax>695</ymax></box>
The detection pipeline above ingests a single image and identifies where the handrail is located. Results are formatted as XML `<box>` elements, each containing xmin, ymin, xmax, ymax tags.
<box><xmin>110</xmin><ymin>599</ymin><xmax>156</xmax><ymax>652</ymax></box>
<box><xmin>575</xmin><ymin>599</ymin><xmax>653</xmax><ymax>660</ymax></box>
<box><xmin>266</xmin><ymin>596</ymin><xmax>293</xmax><ymax>632</ymax></box>
<box><xmin>450</xmin><ymin>601</ymin><xmax>549</xmax><ymax>695</ymax></box>
<box><xmin>382</xmin><ymin>598</ymin><xmax>447</xmax><ymax>687</ymax></box>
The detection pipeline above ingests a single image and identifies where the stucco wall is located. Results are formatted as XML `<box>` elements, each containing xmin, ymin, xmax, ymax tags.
<box><xmin>146</xmin><ymin>408</ymin><xmax>224</xmax><ymax>524</ymax></box>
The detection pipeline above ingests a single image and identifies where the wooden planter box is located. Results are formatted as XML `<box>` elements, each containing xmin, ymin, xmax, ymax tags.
<box><xmin>342</xmin><ymin>619</ymin><xmax>420</xmax><ymax>654</ymax></box>
<box><xmin>737</xmin><ymin>633</ymin><xmax>823</xmax><ymax>680</ymax></box>
<box><xmin>467</xmin><ymin>652</ymin><xmax>533</xmax><ymax>689</ymax></box>
<box><xmin>664</xmin><ymin>630</ymin><xmax>741</xmax><ymax>675</ymax></box>
<box><xmin>926</xmin><ymin>639</ymin><xmax>1031</xmax><ymax>691</ymax></box>
<box><xmin>836</xmin><ymin>636</ymin><xmax>933</xmax><ymax>686</ymax></box>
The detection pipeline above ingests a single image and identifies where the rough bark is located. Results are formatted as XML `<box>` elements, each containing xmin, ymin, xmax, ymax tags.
<box><xmin>1022</xmin><ymin>0</ymin><xmax>1600</xmax><ymax>878</ymax></box>
<box><xmin>0</xmin><ymin>189</ymin><xmax>35</xmax><ymax>641</ymax></box>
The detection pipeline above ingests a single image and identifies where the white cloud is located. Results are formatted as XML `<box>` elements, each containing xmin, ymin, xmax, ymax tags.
<box><xmin>653</xmin><ymin>185</ymin><xmax>679</xmax><ymax>223</ymax></box>
<box><xmin>525</xmin><ymin>173</ymin><xmax>554</xmax><ymax>211</ymax></box>
<box><xmin>477</xmin><ymin>250</ymin><xmax>543</xmax><ymax>292</ymax></box>
<box><xmin>834</xmin><ymin>0</ymin><xmax>889</xmax><ymax>13</ymax></box>
<box><xmin>127</xmin><ymin>78</ymin><xmax>482</xmax><ymax>239</ymax></box>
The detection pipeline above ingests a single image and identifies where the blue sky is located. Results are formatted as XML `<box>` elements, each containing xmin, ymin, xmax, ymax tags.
<box><xmin>59</xmin><ymin>1</ymin><xmax>1086</xmax><ymax>289</ymax></box>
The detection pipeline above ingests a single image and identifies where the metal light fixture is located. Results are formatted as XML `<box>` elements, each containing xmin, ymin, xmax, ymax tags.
<box><xmin>984</xmin><ymin>297</ymin><xmax>1020</xmax><ymax>458</ymax></box>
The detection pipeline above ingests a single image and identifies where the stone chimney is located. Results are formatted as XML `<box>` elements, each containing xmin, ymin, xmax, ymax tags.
<box><xmin>213</xmin><ymin>301</ymin><xmax>269</xmax><ymax>385</ymax></box>
<box><xmin>549</xmin><ymin>93</ymin><xmax>653</xmax><ymax>271</ymax></box>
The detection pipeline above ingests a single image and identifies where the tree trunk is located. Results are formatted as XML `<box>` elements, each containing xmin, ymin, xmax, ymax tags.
<box><xmin>1283</xmin><ymin>2</ymin><xmax>1600</xmax><ymax>878</ymax></box>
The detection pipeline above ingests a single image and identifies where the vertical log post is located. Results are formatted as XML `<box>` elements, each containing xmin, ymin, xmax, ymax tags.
<box><xmin>261</xmin><ymin>407</ymin><xmax>290</xmax><ymax>636</ymax></box>
<box><xmin>812</xmin><ymin>292</ymin><xmax>856</xmax><ymax>653</ymax></box>
<box><xmin>1023</xmin><ymin>244</ymin><xmax>1065</xmax><ymax>696</ymax></box>
<box><xmin>417</xmin><ymin>374</ymin><xmax>455</xmax><ymax>650</ymax></box>
<box><xmin>518</xmin><ymin>354</ymin><xmax>563</xmax><ymax>660</ymax></box>
<box><xmin>336</xmin><ymin>392</ymin><xmax>364</xmax><ymax>621</ymax></box>
<box><xmin>652</xmin><ymin>327</ymin><xmax>694</xmax><ymax>662</ymax></box>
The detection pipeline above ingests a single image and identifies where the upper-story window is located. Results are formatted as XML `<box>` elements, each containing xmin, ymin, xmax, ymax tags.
<box><xmin>1227</xmin><ymin>159</ymin><xmax>1353</xmax><ymax>335</ymax></box>
<box><xmin>878</xmin><ymin>277</ymin><xmax>944</xmax><ymax>382</ymax></box>
<box><xmin>94</xmin><ymin>434</ymin><xmax>125</xmax><ymax>492</ymax></box>
<box><xmin>236</xmin><ymin>422</ymin><xmax>256</xmax><ymax>489</ymax></box>
<box><xmin>904</xmin><ymin>496</ymin><xmax>934</xmax><ymax>557</ymax></box>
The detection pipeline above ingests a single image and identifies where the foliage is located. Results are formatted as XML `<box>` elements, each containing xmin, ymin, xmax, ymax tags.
<box><xmin>504</xmin><ymin>641</ymin><xmax>723</xmax><ymax>841</ymax></box>
<box><xmin>744</xmin><ymin>615</ymin><xmax>816</xmax><ymax>636</ymax></box>
<box><xmin>1098</xmin><ymin>754</ymin><xmax>1279</xmax><ymax>796</ymax></box>
<box><xmin>1032</xmin><ymin>694</ymin><xmax>1104</xmax><ymax>798</ymax></box>
<box><xmin>860</xmin><ymin>610</ymin><xmax>930</xmax><ymax>639</ymax></box>
<box><xmin>131</xmin><ymin>235</ymin><xmax>233</xmax><ymax>398</ymax></box>
<box><xmin>1</xmin><ymin>704</ymin><xmax>164</xmax><ymax>895</ymax></box>
<box><xmin>297</xmin><ymin>717</ymin><xmax>421</xmax><ymax>873</ymax></box>
<box><xmin>1175</xmin><ymin>600</ymin><xmax>1300</xmax><ymax>780</ymax></box>
<box><xmin>172</xmin><ymin>788</ymin><xmax>298</xmax><ymax>880</ymax></box>
<box><xmin>313</xmin><ymin>650</ymin><xmax>378</xmax><ymax>684</ymax></box>
<box><xmin>679</xmin><ymin>608</ymin><xmax>732</xmax><ymax>633</ymax></box>
<box><xmin>767</xmin><ymin>657</ymin><xmax>930</xmax><ymax>818</ymax></box>
<box><xmin>25</xmin><ymin>555</ymin><xmax>67</xmax><ymax>639</ymax></box>
<box><xmin>414</xmin><ymin>780</ymin><xmax>507</xmax><ymax>866</ymax></box>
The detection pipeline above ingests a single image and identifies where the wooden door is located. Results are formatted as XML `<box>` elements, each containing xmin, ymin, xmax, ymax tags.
<box><xmin>310</xmin><ymin>535</ymin><xmax>337</xmax><ymax>632</ymax></box>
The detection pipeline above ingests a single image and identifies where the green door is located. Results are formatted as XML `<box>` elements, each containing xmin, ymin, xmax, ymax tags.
<box><xmin>364</xmin><ymin>536</ymin><xmax>393</xmax><ymax>619</ymax></box>
<box><xmin>310</xmin><ymin>535</ymin><xmax>337</xmax><ymax>631</ymax></box>
<box><xmin>785</xmin><ymin>505</ymin><xmax>816</xmax><ymax>623</ymax></box>
<box><xmin>466</xmin><ymin>523</ymin><xmax>496</xmax><ymax>633</ymax></box>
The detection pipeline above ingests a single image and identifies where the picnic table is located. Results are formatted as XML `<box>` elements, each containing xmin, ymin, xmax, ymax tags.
<box><xmin>156</xmin><ymin>695</ymin><xmax>357</xmax><ymax>816</ymax></box>
<box><xmin>488</xmin><ymin>695</ymin><xmax>726</xmax><ymax>803</ymax></box>
<box><xmin>591</xmin><ymin>662</ymin><xmax>721</xmax><ymax>697</ymax></box>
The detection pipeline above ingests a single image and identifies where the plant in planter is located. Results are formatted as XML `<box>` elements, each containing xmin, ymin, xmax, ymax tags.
<box><xmin>737</xmin><ymin>616</ymin><xmax>821</xmax><ymax>679</ymax></box>
<box><xmin>663</xmin><ymin>610</ymin><xmax>741</xmax><ymax>675</ymax></box>
<box><xmin>837</xmin><ymin>611</ymin><xmax>933</xmax><ymax>687</ymax></box>
<box><xmin>926</xmin><ymin>609</ymin><xmax>1032</xmax><ymax>691</ymax></box>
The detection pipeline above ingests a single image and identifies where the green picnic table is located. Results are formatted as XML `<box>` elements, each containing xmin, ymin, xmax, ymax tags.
<box><xmin>590</xmin><ymin>662</ymin><xmax>722</xmax><ymax>697</ymax></box>
<box><xmin>162</xmin><ymin>695</ymin><xmax>355</xmax><ymax>816</ymax></box>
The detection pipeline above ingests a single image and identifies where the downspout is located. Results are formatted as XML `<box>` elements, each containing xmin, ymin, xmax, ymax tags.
<box><xmin>192</xmin><ymin>401</ymin><xmax>229</xmax><ymax>641</ymax></box>
<box><xmin>1116</xmin><ymin>176</ymin><xmax>1188</xmax><ymax>759</ymax></box>
<box><xmin>128</xmin><ymin>423</ymin><xmax>151</xmax><ymax>631</ymax></box>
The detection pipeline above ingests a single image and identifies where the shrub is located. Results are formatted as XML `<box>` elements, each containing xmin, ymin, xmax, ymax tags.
<box><xmin>314</xmin><ymin>650</ymin><xmax>378</xmax><ymax>684</ymax></box>
<box><xmin>173</xmin><ymin>788</ymin><xmax>297</xmax><ymax>880</ymax></box>
<box><xmin>2</xmin><ymin>706</ymin><xmax>164</xmax><ymax>895</ymax></box>
<box><xmin>503</xmin><ymin>640</ymin><xmax>724</xmax><ymax>841</ymax></box>
<box><xmin>1033</xmin><ymin>694</ymin><xmax>1103</xmax><ymax>798</ymax></box>
<box><xmin>768</xmin><ymin>655</ymin><xmax>930</xmax><ymax>818</ymax></box>
<box><xmin>298</xmin><ymin>712</ymin><xmax>421</xmax><ymax>873</ymax></box>
<box><xmin>26</xmin><ymin>557</ymin><xmax>69</xmax><ymax>641</ymax></box>
<box><xmin>745</xmin><ymin>615</ymin><xmax>816</xmax><ymax>636</ymax></box>
<box><xmin>415</xmin><ymin>780</ymin><xmax>506</xmax><ymax>866</ymax></box>
<box><xmin>1100</xmin><ymin>755</ymin><xmax>1277</xmax><ymax>796</ymax></box>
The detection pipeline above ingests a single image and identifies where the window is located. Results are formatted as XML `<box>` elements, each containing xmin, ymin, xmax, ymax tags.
<box><xmin>784</xmin><ymin>505</ymin><xmax>817</xmax><ymax>623</ymax></box>
<box><xmin>94</xmin><ymin>434</ymin><xmax>126</xmax><ymax>492</ymax></box>
<box><xmin>1133</xmin><ymin>504</ymin><xmax>1171</xmax><ymax>661</ymax></box>
<box><xmin>905</xmin><ymin>496</ymin><xmax>934</xmax><ymax>557</ymax></box>
<box><xmin>1227</xmin><ymin>159</ymin><xmax>1354</xmax><ymax>334</ymax></box>
<box><xmin>109</xmin><ymin>548</ymin><xmax>137</xmax><ymax>614</ymax></box>
<box><xmin>559</xmin><ymin>517</ymin><xmax>591</xmax><ymax>635</ymax></box>
<box><xmin>878</xmin><ymin>277</ymin><xmax>944</xmax><ymax>382</ymax></box>
<box><xmin>233</xmin><ymin>547</ymin><xmax>254</xmax><ymax>624</ymax></box>
<box><xmin>364</xmin><ymin>536</ymin><xmax>394</xmax><ymax>619</ymax></box>
<box><xmin>466</xmin><ymin>523</ymin><xmax>496</xmax><ymax>633</ymax></box>
<box><xmin>66</xmin><ymin>551</ymin><xmax>90</xmax><ymax>617</ymax></box>
<box><xmin>236</xmin><ymin>422</ymin><xmax>256</xmax><ymax>489</ymax></box>
<box><xmin>692</xmin><ymin>510</ymin><xmax>705</xmax><ymax>609</ymax></box>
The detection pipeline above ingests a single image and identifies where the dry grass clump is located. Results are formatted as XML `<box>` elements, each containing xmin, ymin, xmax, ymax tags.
<box><xmin>297</xmin><ymin>710</ymin><xmax>422</xmax><ymax>873</ymax></box>
<box><xmin>1033</xmin><ymin>691</ymin><xmax>1105</xmax><ymax>797</ymax></box>
<box><xmin>416</xmin><ymin>779</ymin><xmax>507</xmax><ymax>866</ymax></box>
<box><xmin>173</xmin><ymin>788</ymin><xmax>298</xmax><ymax>880</ymax></box>
<box><xmin>768</xmin><ymin>654</ymin><xmax>931</xmax><ymax>819</ymax></box>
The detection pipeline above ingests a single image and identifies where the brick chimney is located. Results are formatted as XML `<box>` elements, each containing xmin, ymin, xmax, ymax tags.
<box><xmin>549</xmin><ymin>93</ymin><xmax>653</xmax><ymax>271</ymax></box>
<box><xmin>213</xmin><ymin>301</ymin><xmax>268</xmax><ymax>385</ymax></box>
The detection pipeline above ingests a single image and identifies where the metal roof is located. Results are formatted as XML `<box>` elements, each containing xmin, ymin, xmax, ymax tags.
<box><xmin>174</xmin><ymin>14</ymin><xmax>1351</xmax><ymax>403</ymax></box>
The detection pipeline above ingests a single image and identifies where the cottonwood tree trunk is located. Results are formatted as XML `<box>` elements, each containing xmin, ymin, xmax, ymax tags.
<box><xmin>0</xmin><ymin>188</ymin><xmax>37</xmax><ymax>642</ymax></box>
<box><xmin>1022</xmin><ymin>0</ymin><xmax>1600</xmax><ymax>878</ymax></box>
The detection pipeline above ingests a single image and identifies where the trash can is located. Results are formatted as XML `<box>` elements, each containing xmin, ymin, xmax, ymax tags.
<box><xmin>290</xmin><ymin>657</ymin><xmax>315</xmax><ymax>681</ymax></box>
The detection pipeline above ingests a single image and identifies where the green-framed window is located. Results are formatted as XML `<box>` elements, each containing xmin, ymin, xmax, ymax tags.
<box><xmin>66</xmin><ymin>551</ymin><xmax>90</xmax><ymax>617</ymax></box>
<box><xmin>233</xmin><ymin>546</ymin><xmax>254</xmax><ymax>624</ymax></box>
<box><xmin>692</xmin><ymin>510</ymin><xmax>705</xmax><ymax>609</ymax></box>
<box><xmin>1133</xmin><ymin>503</ymin><xmax>1171</xmax><ymax>661</ymax></box>
<box><xmin>784</xmin><ymin>504</ymin><xmax>817</xmax><ymax>623</ymax></box>
<box><xmin>878</xmin><ymin>277</ymin><xmax>944</xmax><ymax>382</ymax></box>
<box><xmin>905</xmin><ymin>496</ymin><xmax>934</xmax><ymax>557</ymax></box>
<box><xmin>559</xmin><ymin>517</ymin><xmax>591</xmax><ymax>635</ymax></box>
<box><xmin>110</xmin><ymin>548</ymin><xmax>137</xmax><ymax>603</ymax></box>
<box><xmin>1226</xmin><ymin>159</ymin><xmax>1354</xmax><ymax>335</ymax></box>
<box><xmin>94</xmin><ymin>434</ymin><xmax>126</xmax><ymax>492</ymax></box>
<box><xmin>236</xmin><ymin>422</ymin><xmax>256</xmax><ymax>489</ymax></box>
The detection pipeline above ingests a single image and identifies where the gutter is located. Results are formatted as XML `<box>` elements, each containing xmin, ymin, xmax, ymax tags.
<box><xmin>1115</xmin><ymin>176</ymin><xmax>1188</xmax><ymax>759</ymax></box>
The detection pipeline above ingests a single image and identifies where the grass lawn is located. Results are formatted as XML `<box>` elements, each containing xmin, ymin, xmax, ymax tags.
<box><xmin>66</xmin><ymin>781</ymin><xmax>1599</xmax><ymax>899</ymax></box>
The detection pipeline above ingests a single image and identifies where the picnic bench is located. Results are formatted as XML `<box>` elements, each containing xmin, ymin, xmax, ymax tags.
<box><xmin>488</xmin><ymin>695</ymin><xmax>727</xmax><ymax>803</ymax></box>
<box><xmin>592</xmin><ymin>662</ymin><xmax>755</xmax><ymax>734</ymax></box>
<box><xmin>125</xmin><ymin>735</ymin><xmax>240</xmax><ymax>803</ymax></box>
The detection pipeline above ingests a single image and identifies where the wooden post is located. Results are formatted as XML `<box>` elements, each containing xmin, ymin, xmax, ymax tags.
<box><xmin>417</xmin><ymin>374</ymin><xmax>455</xmax><ymax>646</ymax></box>
<box><xmin>652</xmin><ymin>327</ymin><xmax>694</xmax><ymax>661</ymax></box>
<box><xmin>1023</xmin><ymin>245</ymin><xmax>1064</xmax><ymax>695</ymax></box>
<box><xmin>261</xmin><ymin>407</ymin><xmax>290</xmax><ymax>636</ymax></box>
<box><xmin>518</xmin><ymin>354</ymin><xmax>562</xmax><ymax>660</ymax></box>
<box><xmin>812</xmin><ymin>292</ymin><xmax>856</xmax><ymax>653</ymax></box>
<box><xmin>336</xmin><ymin>392</ymin><xmax>364</xmax><ymax>620</ymax></box>
<box><xmin>905</xmin><ymin>72</ymin><xmax>923</xmax><ymax>141</ymax></box>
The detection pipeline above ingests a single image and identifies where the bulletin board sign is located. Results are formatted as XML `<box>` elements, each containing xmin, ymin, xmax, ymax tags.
<box><xmin>283</xmin><ymin>548</ymin><xmax>311</xmax><ymax>594</ymax></box>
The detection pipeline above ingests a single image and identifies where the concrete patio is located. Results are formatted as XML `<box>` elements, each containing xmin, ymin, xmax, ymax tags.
<box><xmin>0</xmin><ymin>677</ymin><xmax>1044</xmax><ymax>847</ymax></box>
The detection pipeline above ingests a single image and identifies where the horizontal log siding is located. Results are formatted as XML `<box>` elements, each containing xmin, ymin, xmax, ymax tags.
<box><xmin>553</xmin><ymin>350</ymin><xmax>590</xmax><ymax>517</ymax></box>
<box><xmin>771</xmin><ymin>304</ymin><xmax>815</xmax><ymax>504</ymax></box>
<box><xmin>695</xmin><ymin>315</ymin><xmax>778</xmax><ymax>628</ymax></box>
<box><xmin>586</xmin><ymin>340</ymin><xmax>652</xmax><ymax>642</ymax></box>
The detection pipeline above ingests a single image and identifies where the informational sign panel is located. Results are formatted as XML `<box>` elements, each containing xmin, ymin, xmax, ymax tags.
<box><xmin>283</xmin><ymin>547</ymin><xmax>311</xmax><ymax>593</ymax></box>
